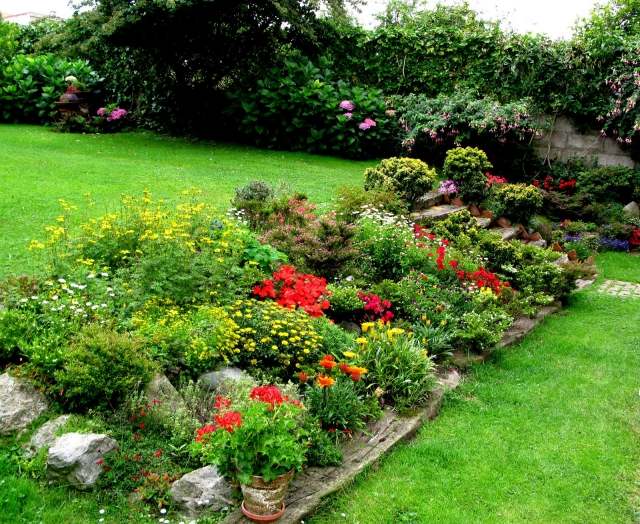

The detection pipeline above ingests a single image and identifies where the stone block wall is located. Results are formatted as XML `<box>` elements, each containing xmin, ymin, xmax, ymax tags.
<box><xmin>534</xmin><ymin>116</ymin><xmax>637</xmax><ymax>168</ymax></box>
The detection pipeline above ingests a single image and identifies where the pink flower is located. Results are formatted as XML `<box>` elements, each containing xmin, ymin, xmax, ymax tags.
<box><xmin>97</xmin><ymin>107</ymin><xmax>106</xmax><ymax>116</ymax></box>
<box><xmin>363</xmin><ymin>118</ymin><xmax>376</xmax><ymax>127</ymax></box>
<box><xmin>107</xmin><ymin>108</ymin><xmax>128</xmax><ymax>122</ymax></box>
<box><xmin>343</xmin><ymin>112</ymin><xmax>353</xmax><ymax>120</ymax></box>
<box><xmin>339</xmin><ymin>100</ymin><xmax>355</xmax><ymax>111</ymax></box>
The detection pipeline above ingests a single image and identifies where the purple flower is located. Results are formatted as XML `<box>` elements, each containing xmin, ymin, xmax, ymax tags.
<box><xmin>438</xmin><ymin>179</ymin><xmax>458</xmax><ymax>195</ymax></box>
<box><xmin>343</xmin><ymin>112</ymin><xmax>353</xmax><ymax>120</ymax></box>
<box><xmin>564</xmin><ymin>234</ymin><xmax>582</xmax><ymax>242</ymax></box>
<box><xmin>600</xmin><ymin>237</ymin><xmax>630</xmax><ymax>251</ymax></box>
<box><xmin>339</xmin><ymin>100</ymin><xmax>355</xmax><ymax>111</ymax></box>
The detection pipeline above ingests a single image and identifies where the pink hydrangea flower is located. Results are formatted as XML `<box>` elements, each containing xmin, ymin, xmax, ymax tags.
<box><xmin>343</xmin><ymin>112</ymin><xmax>353</xmax><ymax>120</ymax></box>
<box><xmin>107</xmin><ymin>108</ymin><xmax>128</xmax><ymax>122</ymax></box>
<box><xmin>339</xmin><ymin>100</ymin><xmax>355</xmax><ymax>111</ymax></box>
<box><xmin>97</xmin><ymin>107</ymin><xmax>106</xmax><ymax>116</ymax></box>
<box><xmin>358</xmin><ymin>118</ymin><xmax>377</xmax><ymax>131</ymax></box>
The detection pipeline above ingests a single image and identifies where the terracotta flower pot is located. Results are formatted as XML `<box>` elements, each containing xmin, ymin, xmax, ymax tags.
<box><xmin>496</xmin><ymin>217</ymin><xmax>512</xmax><ymax>228</ymax></box>
<box><xmin>468</xmin><ymin>204</ymin><xmax>481</xmax><ymax>217</ymax></box>
<box><xmin>451</xmin><ymin>197</ymin><xmax>464</xmax><ymax>207</ymax></box>
<box><xmin>241</xmin><ymin>471</ymin><xmax>293</xmax><ymax>522</ymax></box>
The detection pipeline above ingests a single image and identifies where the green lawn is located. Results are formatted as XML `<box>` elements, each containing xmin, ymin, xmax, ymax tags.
<box><xmin>0</xmin><ymin>124</ymin><xmax>372</xmax><ymax>278</ymax></box>
<box><xmin>310</xmin><ymin>252</ymin><xmax>640</xmax><ymax>524</ymax></box>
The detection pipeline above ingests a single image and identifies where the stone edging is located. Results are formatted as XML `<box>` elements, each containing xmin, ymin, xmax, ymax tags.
<box><xmin>220</xmin><ymin>277</ymin><xmax>597</xmax><ymax>523</ymax></box>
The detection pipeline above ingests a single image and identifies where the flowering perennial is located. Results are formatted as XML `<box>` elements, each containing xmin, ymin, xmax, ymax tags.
<box><xmin>456</xmin><ymin>267</ymin><xmax>510</xmax><ymax>294</ymax></box>
<box><xmin>253</xmin><ymin>265</ymin><xmax>330</xmax><ymax>317</ymax></box>
<box><xmin>358</xmin><ymin>292</ymin><xmax>394</xmax><ymax>322</ymax></box>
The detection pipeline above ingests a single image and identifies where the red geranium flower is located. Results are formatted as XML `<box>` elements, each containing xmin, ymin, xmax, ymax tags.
<box><xmin>214</xmin><ymin>395</ymin><xmax>231</xmax><ymax>410</ymax></box>
<box><xmin>214</xmin><ymin>411</ymin><xmax>242</xmax><ymax>433</ymax></box>
<box><xmin>250</xmin><ymin>385</ymin><xmax>285</xmax><ymax>406</ymax></box>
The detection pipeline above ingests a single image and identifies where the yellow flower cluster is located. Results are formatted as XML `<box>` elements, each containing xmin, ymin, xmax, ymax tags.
<box><xmin>133</xmin><ymin>299</ymin><xmax>241</xmax><ymax>371</ymax></box>
<box><xmin>361</xmin><ymin>321</ymin><xmax>406</xmax><ymax>341</ymax></box>
<box><xmin>31</xmin><ymin>190</ymin><xmax>245</xmax><ymax>270</ymax></box>
<box><xmin>226</xmin><ymin>299</ymin><xmax>323</xmax><ymax>376</ymax></box>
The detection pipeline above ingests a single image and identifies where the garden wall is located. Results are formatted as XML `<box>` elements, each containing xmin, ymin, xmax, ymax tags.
<box><xmin>534</xmin><ymin>116</ymin><xmax>637</xmax><ymax>168</ymax></box>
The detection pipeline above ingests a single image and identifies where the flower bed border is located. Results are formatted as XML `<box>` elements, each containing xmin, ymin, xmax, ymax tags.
<box><xmin>220</xmin><ymin>278</ymin><xmax>597</xmax><ymax>524</ymax></box>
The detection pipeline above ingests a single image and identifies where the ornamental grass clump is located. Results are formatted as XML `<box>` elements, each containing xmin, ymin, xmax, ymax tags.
<box><xmin>357</xmin><ymin>322</ymin><xmax>436</xmax><ymax>411</ymax></box>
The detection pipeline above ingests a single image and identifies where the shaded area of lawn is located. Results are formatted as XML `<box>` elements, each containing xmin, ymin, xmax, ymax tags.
<box><xmin>310</xmin><ymin>255</ymin><xmax>640</xmax><ymax>524</ymax></box>
<box><xmin>0</xmin><ymin>124</ymin><xmax>371</xmax><ymax>277</ymax></box>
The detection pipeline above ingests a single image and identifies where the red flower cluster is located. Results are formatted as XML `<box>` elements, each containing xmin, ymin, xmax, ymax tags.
<box><xmin>358</xmin><ymin>292</ymin><xmax>394</xmax><ymax>322</ymax></box>
<box><xmin>253</xmin><ymin>265</ymin><xmax>330</xmax><ymax>317</ymax></box>
<box><xmin>214</xmin><ymin>395</ymin><xmax>231</xmax><ymax>410</ymax></box>
<box><xmin>413</xmin><ymin>224</ymin><xmax>436</xmax><ymax>241</ymax></box>
<box><xmin>214</xmin><ymin>411</ymin><xmax>243</xmax><ymax>433</ymax></box>
<box><xmin>195</xmin><ymin>424</ymin><xmax>216</xmax><ymax>442</ymax></box>
<box><xmin>486</xmin><ymin>173</ymin><xmax>508</xmax><ymax>186</ymax></box>
<box><xmin>249</xmin><ymin>385</ymin><xmax>285</xmax><ymax>406</ymax></box>
<box><xmin>630</xmin><ymin>228</ymin><xmax>640</xmax><ymax>248</ymax></box>
<box><xmin>533</xmin><ymin>176</ymin><xmax>576</xmax><ymax>193</ymax></box>
<box><xmin>456</xmin><ymin>267</ymin><xmax>510</xmax><ymax>294</ymax></box>
<box><xmin>338</xmin><ymin>363</ymin><xmax>367</xmax><ymax>382</ymax></box>
<box><xmin>436</xmin><ymin>245</ymin><xmax>447</xmax><ymax>270</ymax></box>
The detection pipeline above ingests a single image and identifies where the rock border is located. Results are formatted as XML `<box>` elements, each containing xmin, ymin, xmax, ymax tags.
<box><xmin>220</xmin><ymin>277</ymin><xmax>597</xmax><ymax>523</ymax></box>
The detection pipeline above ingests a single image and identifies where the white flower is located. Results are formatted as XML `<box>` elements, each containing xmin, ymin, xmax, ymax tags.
<box><xmin>52</xmin><ymin>295</ymin><xmax>59</xmax><ymax>301</ymax></box>
<box><xmin>100</xmin><ymin>272</ymin><xmax>109</xmax><ymax>277</ymax></box>
<box><xmin>160</xmin><ymin>508</ymin><xmax>167</xmax><ymax>515</ymax></box>
<box><xmin>87</xmin><ymin>273</ymin><xmax>96</xmax><ymax>279</ymax></box>
<box><xmin>19</xmin><ymin>298</ymin><xmax>28</xmax><ymax>303</ymax></box>
<box><xmin>58</xmin><ymin>278</ymin><xmax>66</xmax><ymax>283</ymax></box>
<box><xmin>99</xmin><ymin>509</ymin><xmax>105</xmax><ymax>515</ymax></box>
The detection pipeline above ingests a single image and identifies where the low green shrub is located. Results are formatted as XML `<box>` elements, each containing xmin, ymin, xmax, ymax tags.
<box><xmin>576</xmin><ymin>166</ymin><xmax>640</xmax><ymax>203</ymax></box>
<box><xmin>364</xmin><ymin>157</ymin><xmax>437</xmax><ymax>204</ymax></box>
<box><xmin>54</xmin><ymin>325</ymin><xmax>156</xmax><ymax>411</ymax></box>
<box><xmin>443</xmin><ymin>147</ymin><xmax>493</xmax><ymax>203</ymax></box>
<box><xmin>488</xmin><ymin>183</ymin><xmax>543</xmax><ymax>225</ymax></box>
<box><xmin>334</xmin><ymin>186</ymin><xmax>409</xmax><ymax>222</ymax></box>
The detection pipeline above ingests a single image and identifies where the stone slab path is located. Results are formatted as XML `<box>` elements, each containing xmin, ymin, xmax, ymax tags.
<box><xmin>597</xmin><ymin>279</ymin><xmax>640</xmax><ymax>298</ymax></box>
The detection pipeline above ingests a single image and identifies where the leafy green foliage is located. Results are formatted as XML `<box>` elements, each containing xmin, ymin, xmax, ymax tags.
<box><xmin>443</xmin><ymin>147</ymin><xmax>492</xmax><ymax>203</ymax></box>
<box><xmin>364</xmin><ymin>157</ymin><xmax>437</xmax><ymax>203</ymax></box>
<box><xmin>0</xmin><ymin>54</ymin><xmax>98</xmax><ymax>123</ymax></box>
<box><xmin>576</xmin><ymin>165</ymin><xmax>640</xmax><ymax>203</ymax></box>
<box><xmin>230</xmin><ymin>57</ymin><xmax>398</xmax><ymax>158</ymax></box>
<box><xmin>54</xmin><ymin>325</ymin><xmax>156</xmax><ymax>411</ymax></box>
<box><xmin>488</xmin><ymin>183</ymin><xmax>543</xmax><ymax>225</ymax></box>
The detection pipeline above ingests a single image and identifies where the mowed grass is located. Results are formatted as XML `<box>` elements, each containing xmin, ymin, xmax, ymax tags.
<box><xmin>310</xmin><ymin>253</ymin><xmax>640</xmax><ymax>524</ymax></box>
<box><xmin>0</xmin><ymin>124</ymin><xmax>372</xmax><ymax>278</ymax></box>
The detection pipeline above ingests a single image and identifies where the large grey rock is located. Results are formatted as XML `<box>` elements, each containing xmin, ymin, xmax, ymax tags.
<box><xmin>0</xmin><ymin>373</ymin><xmax>48</xmax><ymax>435</ymax></box>
<box><xmin>47</xmin><ymin>432</ymin><xmax>118</xmax><ymax>489</ymax></box>
<box><xmin>145</xmin><ymin>373</ymin><xmax>184</xmax><ymax>412</ymax></box>
<box><xmin>198</xmin><ymin>366</ymin><xmax>250</xmax><ymax>391</ymax></box>
<box><xmin>25</xmin><ymin>415</ymin><xmax>71</xmax><ymax>457</ymax></box>
<box><xmin>411</xmin><ymin>205</ymin><xmax>465</xmax><ymax>222</ymax></box>
<box><xmin>623</xmin><ymin>201</ymin><xmax>639</xmax><ymax>218</ymax></box>
<box><xmin>170</xmin><ymin>465</ymin><xmax>232</xmax><ymax>516</ymax></box>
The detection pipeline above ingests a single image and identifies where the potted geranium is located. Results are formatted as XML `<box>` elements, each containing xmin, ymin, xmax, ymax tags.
<box><xmin>192</xmin><ymin>385</ymin><xmax>307</xmax><ymax>522</ymax></box>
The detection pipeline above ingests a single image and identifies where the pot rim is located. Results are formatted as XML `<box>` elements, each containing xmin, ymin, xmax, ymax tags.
<box><xmin>241</xmin><ymin>500</ymin><xmax>286</xmax><ymax>522</ymax></box>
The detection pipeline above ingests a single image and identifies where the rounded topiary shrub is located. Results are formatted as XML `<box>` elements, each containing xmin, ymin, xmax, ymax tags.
<box><xmin>55</xmin><ymin>325</ymin><xmax>156</xmax><ymax>410</ymax></box>
<box><xmin>364</xmin><ymin>157</ymin><xmax>437</xmax><ymax>204</ymax></box>
<box><xmin>443</xmin><ymin>147</ymin><xmax>492</xmax><ymax>203</ymax></box>
<box><xmin>489</xmin><ymin>183</ymin><xmax>543</xmax><ymax>225</ymax></box>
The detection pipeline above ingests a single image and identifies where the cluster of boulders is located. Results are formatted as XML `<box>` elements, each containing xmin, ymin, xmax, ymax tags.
<box><xmin>0</xmin><ymin>367</ymin><xmax>250</xmax><ymax>515</ymax></box>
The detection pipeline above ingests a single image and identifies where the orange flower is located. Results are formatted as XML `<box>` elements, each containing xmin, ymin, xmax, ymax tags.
<box><xmin>319</xmin><ymin>355</ymin><xmax>337</xmax><ymax>370</ymax></box>
<box><xmin>316</xmin><ymin>375</ymin><xmax>335</xmax><ymax>388</ymax></box>
<box><xmin>298</xmin><ymin>371</ymin><xmax>309</xmax><ymax>383</ymax></box>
